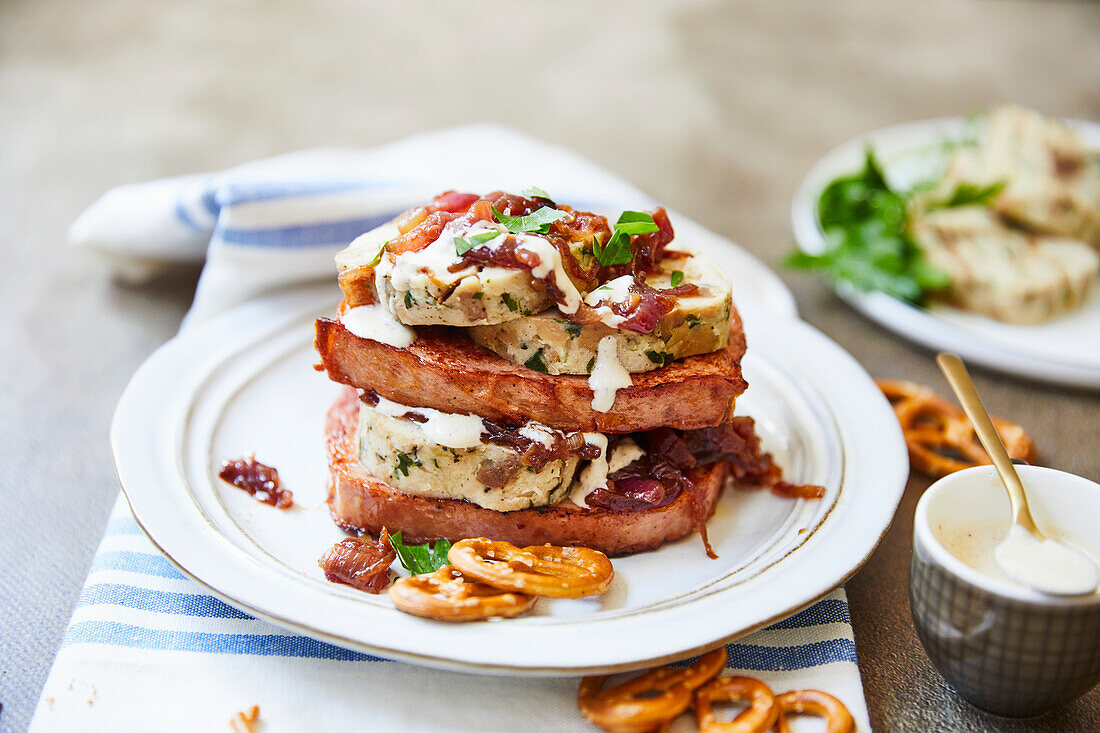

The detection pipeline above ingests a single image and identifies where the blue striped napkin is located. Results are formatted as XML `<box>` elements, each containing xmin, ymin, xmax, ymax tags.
<box><xmin>33</xmin><ymin>125</ymin><xmax>870</xmax><ymax>732</ymax></box>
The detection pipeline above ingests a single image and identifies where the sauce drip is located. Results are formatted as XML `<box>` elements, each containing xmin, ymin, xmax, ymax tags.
<box><xmin>218</xmin><ymin>456</ymin><xmax>294</xmax><ymax>509</ymax></box>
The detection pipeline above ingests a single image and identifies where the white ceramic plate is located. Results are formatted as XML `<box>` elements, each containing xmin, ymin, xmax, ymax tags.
<box><xmin>792</xmin><ymin>116</ymin><xmax>1100</xmax><ymax>390</ymax></box>
<box><xmin>112</xmin><ymin>247</ymin><xmax>906</xmax><ymax>676</ymax></box>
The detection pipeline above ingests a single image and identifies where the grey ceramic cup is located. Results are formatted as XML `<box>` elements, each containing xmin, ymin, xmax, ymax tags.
<box><xmin>909</xmin><ymin>465</ymin><xmax>1100</xmax><ymax>717</ymax></box>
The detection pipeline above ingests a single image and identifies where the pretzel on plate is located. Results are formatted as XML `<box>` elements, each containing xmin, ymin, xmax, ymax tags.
<box><xmin>774</xmin><ymin>690</ymin><xmax>855</xmax><ymax>733</ymax></box>
<box><xmin>877</xmin><ymin>378</ymin><xmax>1036</xmax><ymax>478</ymax></box>
<box><xmin>387</xmin><ymin>566</ymin><xmax>535</xmax><ymax>621</ymax></box>
<box><xmin>448</xmin><ymin>538</ymin><xmax>614</xmax><ymax>599</ymax></box>
<box><xmin>578</xmin><ymin>648</ymin><xmax>727</xmax><ymax>733</ymax></box>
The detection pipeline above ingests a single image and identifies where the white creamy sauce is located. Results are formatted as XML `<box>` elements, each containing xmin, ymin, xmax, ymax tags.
<box><xmin>607</xmin><ymin>438</ymin><xmax>645</xmax><ymax>473</ymax></box>
<box><xmin>994</xmin><ymin>525</ymin><xmax>1099</xmax><ymax>595</ymax></box>
<box><xmin>514</xmin><ymin>233</ymin><xmax>584</xmax><ymax>313</ymax></box>
<box><xmin>517</xmin><ymin>424</ymin><xmax>556</xmax><ymax>449</ymax></box>
<box><xmin>939</xmin><ymin>519</ymin><xmax>1100</xmax><ymax>595</ymax></box>
<box><xmin>371</xmin><ymin>395</ymin><xmax>485</xmax><ymax>449</ymax></box>
<box><xmin>583</xmin><ymin>275</ymin><xmax>634</xmax><ymax>328</ymax></box>
<box><xmin>379</xmin><ymin>219</ymin><xmax>493</xmax><ymax>291</ymax></box>
<box><xmin>570</xmin><ymin>433</ymin><xmax>609</xmax><ymax>509</ymax></box>
<box><xmin>588</xmin><ymin>336</ymin><xmax>633</xmax><ymax>412</ymax></box>
<box><xmin>341</xmin><ymin>303</ymin><xmax>416</xmax><ymax>348</ymax></box>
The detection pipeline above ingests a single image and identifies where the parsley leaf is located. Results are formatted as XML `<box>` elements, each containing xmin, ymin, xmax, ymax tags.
<box><xmin>593</xmin><ymin>232</ymin><xmax>633</xmax><ymax>267</ymax></box>
<box><xmin>501</xmin><ymin>292</ymin><xmax>519</xmax><ymax>312</ymax></box>
<box><xmin>785</xmin><ymin>149</ymin><xmax>951</xmax><ymax>305</ymax></box>
<box><xmin>670</xmin><ymin>270</ymin><xmax>684</xmax><ymax>287</ymax></box>
<box><xmin>390</xmin><ymin>530</ymin><xmax>452</xmax><ymax>575</ymax></box>
<box><xmin>455</xmin><ymin>230</ymin><xmax>502</xmax><ymax>255</ymax></box>
<box><xmin>524</xmin><ymin>351</ymin><xmax>549</xmax><ymax>373</ymax></box>
<box><xmin>492</xmin><ymin>206</ymin><xmax>568</xmax><ymax>234</ymax></box>
<box><xmin>367</xmin><ymin>242</ymin><xmax>386</xmax><ymax>267</ymax></box>
<box><xmin>394</xmin><ymin>452</ymin><xmax>421</xmax><ymax>478</ymax></box>
<box><xmin>644</xmin><ymin>350</ymin><xmax>675</xmax><ymax>366</ymax></box>
<box><xmin>592</xmin><ymin>210</ymin><xmax>658</xmax><ymax>267</ymax></box>
<box><xmin>614</xmin><ymin>211</ymin><xmax>659</xmax><ymax>235</ymax></box>
<box><xmin>522</xmin><ymin>186</ymin><xmax>552</xmax><ymax>200</ymax></box>
<box><xmin>554</xmin><ymin>319</ymin><xmax>583</xmax><ymax>338</ymax></box>
<box><xmin>925</xmin><ymin>181</ymin><xmax>1006</xmax><ymax>211</ymax></box>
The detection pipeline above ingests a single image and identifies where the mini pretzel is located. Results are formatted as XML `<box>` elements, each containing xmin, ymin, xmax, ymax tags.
<box><xmin>877</xmin><ymin>378</ymin><xmax>1035</xmax><ymax>478</ymax></box>
<box><xmin>693</xmin><ymin>676</ymin><xmax>778</xmax><ymax>733</ymax></box>
<box><xmin>578</xmin><ymin>648</ymin><xmax>727</xmax><ymax>733</ymax></box>
<box><xmin>774</xmin><ymin>690</ymin><xmax>854</xmax><ymax>733</ymax></box>
<box><xmin>448</xmin><ymin>538</ymin><xmax>614</xmax><ymax>599</ymax></box>
<box><xmin>387</xmin><ymin>566</ymin><xmax>535</xmax><ymax>622</ymax></box>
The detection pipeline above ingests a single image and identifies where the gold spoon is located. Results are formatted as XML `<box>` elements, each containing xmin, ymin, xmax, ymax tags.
<box><xmin>937</xmin><ymin>353</ymin><xmax>1098</xmax><ymax>596</ymax></box>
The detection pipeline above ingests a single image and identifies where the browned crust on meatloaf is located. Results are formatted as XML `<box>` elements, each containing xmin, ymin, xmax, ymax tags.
<box><xmin>325</xmin><ymin>387</ymin><xmax>727</xmax><ymax>556</ymax></box>
<box><xmin>314</xmin><ymin>310</ymin><xmax>747</xmax><ymax>434</ymax></box>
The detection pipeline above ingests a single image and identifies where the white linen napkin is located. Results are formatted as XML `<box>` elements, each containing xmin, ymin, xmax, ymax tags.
<box><xmin>32</xmin><ymin>125</ymin><xmax>871</xmax><ymax>732</ymax></box>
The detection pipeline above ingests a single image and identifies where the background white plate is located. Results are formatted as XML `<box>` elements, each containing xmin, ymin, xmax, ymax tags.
<box><xmin>111</xmin><ymin>228</ymin><xmax>907</xmax><ymax>675</ymax></box>
<box><xmin>792</xmin><ymin>116</ymin><xmax>1100</xmax><ymax>390</ymax></box>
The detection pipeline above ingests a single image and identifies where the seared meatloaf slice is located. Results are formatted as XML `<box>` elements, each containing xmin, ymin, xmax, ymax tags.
<box><xmin>314</xmin><ymin>309</ymin><xmax>747</xmax><ymax>434</ymax></box>
<box><xmin>325</xmin><ymin>388</ymin><xmax>726</xmax><ymax>556</ymax></box>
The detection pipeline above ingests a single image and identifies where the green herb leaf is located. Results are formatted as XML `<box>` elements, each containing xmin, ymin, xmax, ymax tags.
<box><xmin>614</xmin><ymin>211</ymin><xmax>659</xmax><ymax>235</ymax></box>
<box><xmin>554</xmin><ymin>319</ymin><xmax>583</xmax><ymax>338</ymax></box>
<box><xmin>644</xmin><ymin>350</ymin><xmax>675</xmax><ymax>367</ymax></box>
<box><xmin>670</xmin><ymin>270</ymin><xmax>684</xmax><ymax>287</ymax></box>
<box><xmin>501</xmin><ymin>292</ymin><xmax>519</xmax><ymax>312</ymax></box>
<box><xmin>403</xmin><ymin>292</ymin><xmax>414</xmax><ymax>310</ymax></box>
<box><xmin>585</xmin><ymin>356</ymin><xmax>596</xmax><ymax>374</ymax></box>
<box><xmin>522</xmin><ymin>186</ymin><xmax>551</xmax><ymax>200</ymax></box>
<box><xmin>524</xmin><ymin>351</ymin><xmax>549</xmax><ymax>373</ymax></box>
<box><xmin>592</xmin><ymin>210</ymin><xmax>658</xmax><ymax>267</ymax></box>
<box><xmin>926</xmin><ymin>181</ymin><xmax>1006</xmax><ymax>211</ymax></box>
<box><xmin>367</xmin><ymin>242</ymin><xmax>387</xmax><ymax>267</ymax></box>
<box><xmin>394</xmin><ymin>452</ymin><xmax>421</xmax><ymax>478</ymax></box>
<box><xmin>455</xmin><ymin>230</ymin><xmax>502</xmax><ymax>255</ymax></box>
<box><xmin>785</xmin><ymin>148</ymin><xmax>951</xmax><ymax>305</ymax></box>
<box><xmin>593</xmin><ymin>232</ymin><xmax>633</xmax><ymax>267</ymax></box>
<box><xmin>390</xmin><ymin>530</ymin><xmax>452</xmax><ymax>575</ymax></box>
<box><xmin>492</xmin><ymin>205</ymin><xmax>568</xmax><ymax>235</ymax></box>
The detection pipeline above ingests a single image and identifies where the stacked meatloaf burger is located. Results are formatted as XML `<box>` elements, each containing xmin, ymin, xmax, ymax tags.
<box><xmin>315</xmin><ymin>190</ymin><xmax>788</xmax><ymax>556</ymax></box>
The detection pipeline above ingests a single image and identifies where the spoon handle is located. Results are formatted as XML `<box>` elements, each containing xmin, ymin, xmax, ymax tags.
<box><xmin>936</xmin><ymin>353</ymin><xmax>1043</xmax><ymax>540</ymax></box>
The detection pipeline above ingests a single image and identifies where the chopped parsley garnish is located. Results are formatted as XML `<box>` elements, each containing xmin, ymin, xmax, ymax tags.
<box><xmin>403</xmin><ymin>292</ymin><xmax>414</xmax><ymax>309</ymax></box>
<box><xmin>670</xmin><ymin>270</ymin><xmax>684</xmax><ymax>287</ymax></box>
<box><xmin>614</xmin><ymin>211</ymin><xmax>661</xmax><ymax>235</ymax></box>
<box><xmin>645</xmin><ymin>350</ymin><xmax>675</xmax><ymax>367</ymax></box>
<box><xmin>524</xmin><ymin>352</ymin><xmax>549</xmax><ymax>373</ymax></box>
<box><xmin>785</xmin><ymin>149</ymin><xmax>951</xmax><ymax>305</ymax></box>
<box><xmin>585</xmin><ymin>357</ymin><xmax>596</xmax><ymax>374</ymax></box>
<box><xmin>554</xmin><ymin>319</ymin><xmax>583</xmax><ymax>338</ymax></box>
<box><xmin>501</xmin><ymin>292</ymin><xmax>519</xmax><ymax>312</ymax></box>
<box><xmin>492</xmin><ymin>205</ymin><xmax>568</xmax><ymax>235</ymax></box>
<box><xmin>925</xmin><ymin>181</ymin><xmax>1006</xmax><ymax>211</ymax></box>
<box><xmin>367</xmin><ymin>242</ymin><xmax>387</xmax><ymax>267</ymax></box>
<box><xmin>394</xmin><ymin>452</ymin><xmax>421</xmax><ymax>477</ymax></box>
<box><xmin>593</xmin><ymin>211</ymin><xmax>659</xmax><ymax>267</ymax></box>
<box><xmin>685</xmin><ymin>314</ymin><xmax>701</xmax><ymax>329</ymax></box>
<box><xmin>522</xmin><ymin>186</ymin><xmax>552</xmax><ymax>200</ymax></box>
<box><xmin>390</xmin><ymin>531</ymin><xmax>452</xmax><ymax>575</ymax></box>
<box><xmin>455</xmin><ymin>230</ymin><xmax>502</xmax><ymax>255</ymax></box>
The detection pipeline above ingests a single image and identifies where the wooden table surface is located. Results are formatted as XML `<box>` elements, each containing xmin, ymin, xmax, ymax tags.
<box><xmin>2</xmin><ymin>1</ymin><xmax>1098</xmax><ymax>730</ymax></box>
